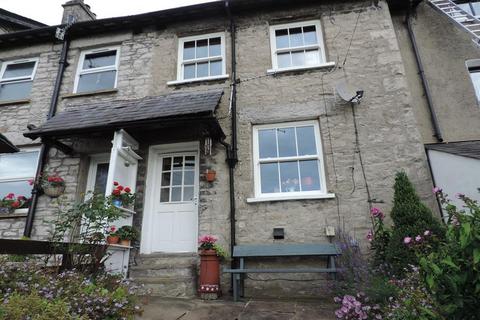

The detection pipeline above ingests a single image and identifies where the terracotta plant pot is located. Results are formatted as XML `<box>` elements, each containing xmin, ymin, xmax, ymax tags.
<box><xmin>198</xmin><ymin>249</ymin><xmax>221</xmax><ymax>297</ymax></box>
<box><xmin>205</xmin><ymin>170</ymin><xmax>216</xmax><ymax>182</ymax></box>
<box><xmin>106</xmin><ymin>235</ymin><xmax>119</xmax><ymax>244</ymax></box>
<box><xmin>43</xmin><ymin>185</ymin><xmax>66</xmax><ymax>198</ymax></box>
<box><xmin>119</xmin><ymin>239</ymin><xmax>131</xmax><ymax>247</ymax></box>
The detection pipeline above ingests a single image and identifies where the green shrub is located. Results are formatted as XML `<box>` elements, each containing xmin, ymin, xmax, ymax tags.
<box><xmin>419</xmin><ymin>192</ymin><xmax>480</xmax><ymax>319</ymax></box>
<box><xmin>385</xmin><ymin>172</ymin><xmax>445</xmax><ymax>275</ymax></box>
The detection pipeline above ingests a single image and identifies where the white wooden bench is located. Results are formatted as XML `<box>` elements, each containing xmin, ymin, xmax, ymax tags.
<box><xmin>224</xmin><ymin>243</ymin><xmax>341</xmax><ymax>301</ymax></box>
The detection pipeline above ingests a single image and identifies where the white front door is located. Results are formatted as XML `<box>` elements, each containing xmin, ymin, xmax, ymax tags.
<box><xmin>142</xmin><ymin>144</ymin><xmax>199</xmax><ymax>253</ymax></box>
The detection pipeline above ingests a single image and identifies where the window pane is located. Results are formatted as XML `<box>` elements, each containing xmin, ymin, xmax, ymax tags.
<box><xmin>0</xmin><ymin>81</ymin><xmax>32</xmax><ymax>101</ymax></box>
<box><xmin>305</xmin><ymin>49</ymin><xmax>320</xmax><ymax>65</ymax></box>
<box><xmin>184</xmin><ymin>170</ymin><xmax>194</xmax><ymax>185</ymax></box>
<box><xmin>296</xmin><ymin>126</ymin><xmax>317</xmax><ymax>156</ymax></box>
<box><xmin>258</xmin><ymin>129</ymin><xmax>277</xmax><ymax>158</ymax></box>
<box><xmin>0</xmin><ymin>151</ymin><xmax>39</xmax><ymax>179</ymax></box>
<box><xmin>303</xmin><ymin>26</ymin><xmax>318</xmax><ymax>45</ymax></box>
<box><xmin>260</xmin><ymin>163</ymin><xmax>279</xmax><ymax>193</ymax></box>
<box><xmin>472</xmin><ymin>2</ymin><xmax>480</xmax><ymax>16</ymax></box>
<box><xmin>291</xmin><ymin>51</ymin><xmax>305</xmax><ymax>67</ymax></box>
<box><xmin>280</xmin><ymin>161</ymin><xmax>300</xmax><ymax>192</ymax></box>
<box><xmin>209</xmin><ymin>37</ymin><xmax>221</xmax><ymax>56</ymax></box>
<box><xmin>289</xmin><ymin>27</ymin><xmax>303</xmax><ymax>47</ymax></box>
<box><xmin>184</xmin><ymin>63</ymin><xmax>195</xmax><ymax>79</ymax></box>
<box><xmin>183</xmin><ymin>41</ymin><xmax>195</xmax><ymax>60</ymax></box>
<box><xmin>184</xmin><ymin>156</ymin><xmax>195</xmax><ymax>168</ymax></box>
<box><xmin>93</xmin><ymin>163</ymin><xmax>109</xmax><ymax>194</ymax></box>
<box><xmin>277</xmin><ymin>52</ymin><xmax>291</xmax><ymax>68</ymax></box>
<box><xmin>172</xmin><ymin>171</ymin><xmax>182</xmax><ymax>186</ymax></box>
<box><xmin>82</xmin><ymin>50</ymin><xmax>116</xmax><ymax>69</ymax></box>
<box><xmin>171</xmin><ymin>187</ymin><xmax>182</xmax><ymax>201</ymax></box>
<box><xmin>197</xmin><ymin>62</ymin><xmax>208</xmax><ymax>78</ymax></box>
<box><xmin>160</xmin><ymin>188</ymin><xmax>170</xmax><ymax>202</ymax></box>
<box><xmin>0</xmin><ymin>180</ymin><xmax>32</xmax><ymax>199</ymax></box>
<box><xmin>183</xmin><ymin>186</ymin><xmax>194</xmax><ymax>201</ymax></box>
<box><xmin>299</xmin><ymin>160</ymin><xmax>321</xmax><ymax>191</ymax></box>
<box><xmin>196</xmin><ymin>39</ymin><xmax>208</xmax><ymax>58</ymax></box>
<box><xmin>161</xmin><ymin>172</ymin><xmax>171</xmax><ymax>186</ymax></box>
<box><xmin>210</xmin><ymin>60</ymin><xmax>222</xmax><ymax>76</ymax></box>
<box><xmin>277</xmin><ymin>127</ymin><xmax>296</xmax><ymax>157</ymax></box>
<box><xmin>470</xmin><ymin>71</ymin><xmax>480</xmax><ymax>101</ymax></box>
<box><xmin>458</xmin><ymin>3</ymin><xmax>473</xmax><ymax>15</ymax></box>
<box><xmin>76</xmin><ymin>70</ymin><xmax>116</xmax><ymax>93</ymax></box>
<box><xmin>275</xmin><ymin>29</ymin><xmax>289</xmax><ymax>49</ymax></box>
<box><xmin>173</xmin><ymin>157</ymin><xmax>183</xmax><ymax>170</ymax></box>
<box><xmin>162</xmin><ymin>157</ymin><xmax>172</xmax><ymax>171</ymax></box>
<box><xmin>3</xmin><ymin>61</ymin><xmax>35</xmax><ymax>79</ymax></box>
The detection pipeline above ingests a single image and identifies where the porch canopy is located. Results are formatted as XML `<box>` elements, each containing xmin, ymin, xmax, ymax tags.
<box><xmin>0</xmin><ymin>133</ymin><xmax>19</xmax><ymax>153</ymax></box>
<box><xmin>24</xmin><ymin>89</ymin><xmax>225</xmax><ymax>142</ymax></box>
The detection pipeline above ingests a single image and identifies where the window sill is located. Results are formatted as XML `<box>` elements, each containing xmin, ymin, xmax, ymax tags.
<box><xmin>167</xmin><ymin>75</ymin><xmax>229</xmax><ymax>86</ymax></box>
<box><xmin>61</xmin><ymin>88</ymin><xmax>118</xmax><ymax>99</ymax></box>
<box><xmin>0</xmin><ymin>98</ymin><xmax>31</xmax><ymax>107</ymax></box>
<box><xmin>246</xmin><ymin>193</ymin><xmax>336</xmax><ymax>203</ymax></box>
<box><xmin>267</xmin><ymin>62</ymin><xmax>336</xmax><ymax>75</ymax></box>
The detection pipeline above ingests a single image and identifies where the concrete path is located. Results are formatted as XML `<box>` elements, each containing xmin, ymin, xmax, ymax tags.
<box><xmin>136</xmin><ymin>297</ymin><xmax>336</xmax><ymax>320</ymax></box>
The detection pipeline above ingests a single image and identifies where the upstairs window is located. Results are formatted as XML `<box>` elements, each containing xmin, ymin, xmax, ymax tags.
<box><xmin>466</xmin><ymin>59</ymin><xmax>480</xmax><ymax>102</ymax></box>
<box><xmin>176</xmin><ymin>33</ymin><xmax>226</xmax><ymax>81</ymax></box>
<box><xmin>74</xmin><ymin>47</ymin><xmax>120</xmax><ymax>93</ymax></box>
<box><xmin>269</xmin><ymin>20</ymin><xmax>327</xmax><ymax>72</ymax></box>
<box><xmin>456</xmin><ymin>1</ymin><xmax>480</xmax><ymax>18</ymax></box>
<box><xmin>0</xmin><ymin>58</ymin><xmax>38</xmax><ymax>101</ymax></box>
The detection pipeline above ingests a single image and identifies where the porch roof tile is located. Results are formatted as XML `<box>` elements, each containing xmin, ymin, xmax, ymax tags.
<box><xmin>24</xmin><ymin>89</ymin><xmax>224</xmax><ymax>139</ymax></box>
<box><xmin>0</xmin><ymin>133</ymin><xmax>19</xmax><ymax>153</ymax></box>
<box><xmin>426</xmin><ymin>140</ymin><xmax>480</xmax><ymax>160</ymax></box>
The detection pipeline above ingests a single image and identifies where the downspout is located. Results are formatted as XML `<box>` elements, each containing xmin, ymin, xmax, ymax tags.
<box><xmin>406</xmin><ymin>6</ymin><xmax>443</xmax><ymax>142</ymax></box>
<box><xmin>224</xmin><ymin>0</ymin><xmax>239</xmax><ymax>293</ymax></box>
<box><xmin>24</xmin><ymin>31</ymin><xmax>71</xmax><ymax>237</ymax></box>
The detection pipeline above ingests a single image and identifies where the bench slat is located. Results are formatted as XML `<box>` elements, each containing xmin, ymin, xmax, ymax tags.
<box><xmin>224</xmin><ymin>268</ymin><xmax>338</xmax><ymax>273</ymax></box>
<box><xmin>232</xmin><ymin>243</ymin><xmax>340</xmax><ymax>258</ymax></box>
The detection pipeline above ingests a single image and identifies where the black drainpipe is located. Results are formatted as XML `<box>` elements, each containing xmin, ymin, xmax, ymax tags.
<box><xmin>24</xmin><ymin>32</ymin><xmax>71</xmax><ymax>237</ymax></box>
<box><xmin>224</xmin><ymin>0</ymin><xmax>239</xmax><ymax>292</ymax></box>
<box><xmin>406</xmin><ymin>7</ymin><xmax>443</xmax><ymax>142</ymax></box>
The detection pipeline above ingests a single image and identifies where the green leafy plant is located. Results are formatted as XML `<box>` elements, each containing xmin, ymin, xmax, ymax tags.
<box><xmin>385</xmin><ymin>172</ymin><xmax>445</xmax><ymax>275</ymax></box>
<box><xmin>419</xmin><ymin>191</ymin><xmax>480</xmax><ymax>319</ymax></box>
<box><xmin>117</xmin><ymin>225</ymin><xmax>139</xmax><ymax>241</ymax></box>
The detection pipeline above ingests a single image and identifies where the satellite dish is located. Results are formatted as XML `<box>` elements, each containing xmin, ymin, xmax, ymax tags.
<box><xmin>335</xmin><ymin>80</ymin><xmax>363</xmax><ymax>103</ymax></box>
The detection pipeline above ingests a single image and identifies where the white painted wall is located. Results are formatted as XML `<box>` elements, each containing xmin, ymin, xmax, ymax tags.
<box><xmin>428</xmin><ymin>150</ymin><xmax>480</xmax><ymax>214</ymax></box>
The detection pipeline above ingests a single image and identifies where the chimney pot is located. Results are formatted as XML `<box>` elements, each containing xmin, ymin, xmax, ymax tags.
<box><xmin>61</xmin><ymin>0</ymin><xmax>96</xmax><ymax>24</ymax></box>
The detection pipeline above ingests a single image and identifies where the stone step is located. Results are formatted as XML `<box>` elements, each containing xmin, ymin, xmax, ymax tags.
<box><xmin>130</xmin><ymin>265</ymin><xmax>194</xmax><ymax>278</ymax></box>
<box><xmin>134</xmin><ymin>253</ymin><xmax>198</xmax><ymax>268</ymax></box>
<box><xmin>137</xmin><ymin>276</ymin><xmax>197</xmax><ymax>298</ymax></box>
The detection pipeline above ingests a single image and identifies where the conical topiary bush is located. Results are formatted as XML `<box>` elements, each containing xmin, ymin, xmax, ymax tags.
<box><xmin>385</xmin><ymin>172</ymin><xmax>445</xmax><ymax>275</ymax></box>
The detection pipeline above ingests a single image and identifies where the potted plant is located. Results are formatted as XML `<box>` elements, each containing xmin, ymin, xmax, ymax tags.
<box><xmin>106</xmin><ymin>225</ymin><xmax>119</xmax><ymax>244</ymax></box>
<box><xmin>198</xmin><ymin>234</ymin><xmax>226</xmax><ymax>299</ymax></box>
<box><xmin>41</xmin><ymin>174</ymin><xmax>66</xmax><ymax>198</ymax></box>
<box><xmin>117</xmin><ymin>225</ymin><xmax>138</xmax><ymax>247</ymax></box>
<box><xmin>110</xmin><ymin>182</ymin><xmax>135</xmax><ymax>208</ymax></box>
<box><xmin>205</xmin><ymin>169</ymin><xmax>216</xmax><ymax>182</ymax></box>
<box><xmin>0</xmin><ymin>193</ymin><xmax>29</xmax><ymax>214</ymax></box>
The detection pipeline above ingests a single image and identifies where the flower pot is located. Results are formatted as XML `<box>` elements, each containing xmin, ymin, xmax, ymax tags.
<box><xmin>112</xmin><ymin>199</ymin><xmax>123</xmax><ymax>207</ymax></box>
<box><xmin>199</xmin><ymin>249</ymin><xmax>221</xmax><ymax>297</ymax></box>
<box><xmin>43</xmin><ymin>185</ymin><xmax>66</xmax><ymax>198</ymax></box>
<box><xmin>106</xmin><ymin>235</ymin><xmax>119</xmax><ymax>244</ymax></box>
<box><xmin>119</xmin><ymin>239</ymin><xmax>131</xmax><ymax>247</ymax></box>
<box><xmin>205</xmin><ymin>170</ymin><xmax>216</xmax><ymax>182</ymax></box>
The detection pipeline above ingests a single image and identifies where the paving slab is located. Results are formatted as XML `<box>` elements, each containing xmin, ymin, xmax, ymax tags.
<box><xmin>136</xmin><ymin>297</ymin><xmax>336</xmax><ymax>320</ymax></box>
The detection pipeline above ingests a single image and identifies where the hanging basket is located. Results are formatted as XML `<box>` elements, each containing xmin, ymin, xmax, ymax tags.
<box><xmin>43</xmin><ymin>184</ymin><xmax>66</xmax><ymax>198</ymax></box>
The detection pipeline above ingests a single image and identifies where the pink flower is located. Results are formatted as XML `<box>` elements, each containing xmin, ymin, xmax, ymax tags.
<box><xmin>370</xmin><ymin>207</ymin><xmax>385</xmax><ymax>220</ymax></box>
<box><xmin>415</xmin><ymin>235</ymin><xmax>422</xmax><ymax>242</ymax></box>
<box><xmin>366</xmin><ymin>230</ymin><xmax>373</xmax><ymax>242</ymax></box>
<box><xmin>28</xmin><ymin>179</ymin><xmax>34</xmax><ymax>186</ymax></box>
<box><xmin>198</xmin><ymin>234</ymin><xmax>217</xmax><ymax>245</ymax></box>
<box><xmin>403</xmin><ymin>237</ymin><xmax>412</xmax><ymax>245</ymax></box>
<box><xmin>432</xmin><ymin>187</ymin><xmax>442</xmax><ymax>194</ymax></box>
<box><xmin>424</xmin><ymin>230</ymin><xmax>431</xmax><ymax>236</ymax></box>
<box><xmin>5</xmin><ymin>193</ymin><xmax>14</xmax><ymax>199</ymax></box>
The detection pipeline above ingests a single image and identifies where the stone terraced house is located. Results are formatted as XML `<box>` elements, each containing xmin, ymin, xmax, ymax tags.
<box><xmin>1</xmin><ymin>0</ymin><xmax>467</xmax><ymax>298</ymax></box>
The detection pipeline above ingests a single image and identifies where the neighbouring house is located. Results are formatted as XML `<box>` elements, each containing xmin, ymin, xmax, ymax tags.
<box><xmin>0</xmin><ymin>8</ymin><xmax>46</xmax><ymax>34</ymax></box>
<box><xmin>0</xmin><ymin>0</ymin><xmax>441</xmax><ymax>298</ymax></box>
<box><xmin>390</xmin><ymin>0</ymin><xmax>480</xmax><ymax>214</ymax></box>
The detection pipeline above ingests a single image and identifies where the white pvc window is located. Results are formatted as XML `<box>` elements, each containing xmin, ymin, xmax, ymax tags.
<box><xmin>269</xmin><ymin>20</ymin><xmax>327</xmax><ymax>72</ymax></box>
<box><xmin>85</xmin><ymin>154</ymin><xmax>110</xmax><ymax>196</ymax></box>
<box><xmin>0</xmin><ymin>148</ymin><xmax>40</xmax><ymax>199</ymax></box>
<box><xmin>252</xmin><ymin>121</ymin><xmax>328</xmax><ymax>200</ymax></box>
<box><xmin>74</xmin><ymin>47</ymin><xmax>120</xmax><ymax>93</ymax></box>
<box><xmin>176</xmin><ymin>33</ymin><xmax>226</xmax><ymax>81</ymax></box>
<box><xmin>0</xmin><ymin>58</ymin><xmax>38</xmax><ymax>101</ymax></box>
<box><xmin>466</xmin><ymin>59</ymin><xmax>480</xmax><ymax>102</ymax></box>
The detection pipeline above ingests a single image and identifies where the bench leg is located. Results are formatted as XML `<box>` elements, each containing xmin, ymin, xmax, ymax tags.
<box><xmin>233</xmin><ymin>273</ymin><xmax>240</xmax><ymax>302</ymax></box>
<box><xmin>239</xmin><ymin>258</ymin><xmax>245</xmax><ymax>298</ymax></box>
<box><xmin>329</xmin><ymin>256</ymin><xmax>336</xmax><ymax>280</ymax></box>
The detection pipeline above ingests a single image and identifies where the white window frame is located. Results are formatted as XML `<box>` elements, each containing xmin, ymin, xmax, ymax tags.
<box><xmin>268</xmin><ymin>20</ymin><xmax>335</xmax><ymax>74</ymax></box>
<box><xmin>85</xmin><ymin>153</ymin><xmax>110</xmax><ymax>196</ymax></box>
<box><xmin>0</xmin><ymin>58</ymin><xmax>39</xmax><ymax>100</ymax></box>
<box><xmin>168</xmin><ymin>32</ymin><xmax>228</xmax><ymax>85</ymax></box>
<box><xmin>73</xmin><ymin>46</ymin><xmax>120</xmax><ymax>94</ymax></box>
<box><xmin>466</xmin><ymin>59</ymin><xmax>480</xmax><ymax>103</ymax></box>
<box><xmin>248</xmin><ymin>120</ymin><xmax>334</xmax><ymax>203</ymax></box>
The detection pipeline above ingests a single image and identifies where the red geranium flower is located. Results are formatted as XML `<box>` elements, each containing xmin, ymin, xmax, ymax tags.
<box><xmin>117</xmin><ymin>186</ymin><xmax>124</xmax><ymax>191</ymax></box>
<box><xmin>11</xmin><ymin>201</ymin><xmax>21</xmax><ymax>208</ymax></box>
<box><xmin>112</xmin><ymin>189</ymin><xmax>121</xmax><ymax>196</ymax></box>
<box><xmin>124</xmin><ymin>187</ymin><xmax>131</xmax><ymax>193</ymax></box>
<box><xmin>113</xmin><ymin>181</ymin><xmax>119</xmax><ymax>186</ymax></box>
<box><xmin>5</xmin><ymin>193</ymin><xmax>14</xmax><ymax>199</ymax></box>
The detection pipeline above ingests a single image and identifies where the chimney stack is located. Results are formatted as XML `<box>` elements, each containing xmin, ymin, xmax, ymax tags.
<box><xmin>61</xmin><ymin>0</ymin><xmax>96</xmax><ymax>24</ymax></box>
